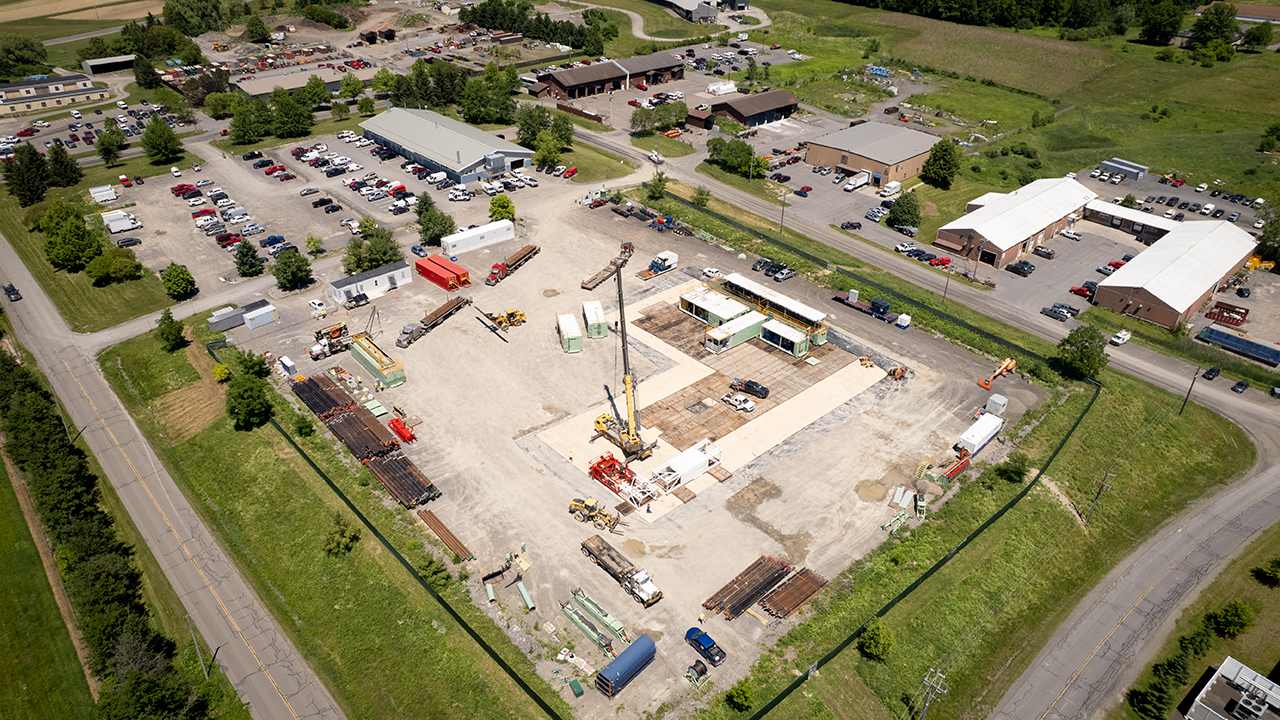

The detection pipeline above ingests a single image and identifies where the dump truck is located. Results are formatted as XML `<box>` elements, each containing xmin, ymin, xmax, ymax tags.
<box><xmin>636</xmin><ymin>251</ymin><xmax>677</xmax><ymax>280</ymax></box>
<box><xmin>581</xmin><ymin>534</ymin><xmax>663</xmax><ymax>607</ymax></box>
<box><xmin>833</xmin><ymin>292</ymin><xmax>898</xmax><ymax>324</ymax></box>
<box><xmin>485</xmin><ymin>244</ymin><xmax>540</xmax><ymax>285</ymax></box>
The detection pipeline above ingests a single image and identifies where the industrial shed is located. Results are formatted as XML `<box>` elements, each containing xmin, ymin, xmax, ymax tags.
<box><xmin>1083</xmin><ymin>200</ymin><xmax>1179</xmax><ymax>245</ymax></box>
<box><xmin>1093</xmin><ymin>221</ymin><xmax>1255</xmax><ymax>329</ymax></box>
<box><xmin>709</xmin><ymin>89</ymin><xmax>798</xmax><ymax>127</ymax></box>
<box><xmin>534</xmin><ymin>52</ymin><xmax>684</xmax><ymax>100</ymax></box>
<box><xmin>360</xmin><ymin>108</ymin><xmax>533</xmax><ymax>183</ymax></box>
<box><xmin>81</xmin><ymin>54</ymin><xmax>137</xmax><ymax>74</ymax></box>
<box><xmin>234</xmin><ymin>66</ymin><xmax>377</xmax><ymax>101</ymax></box>
<box><xmin>329</xmin><ymin>261</ymin><xmax>413</xmax><ymax>305</ymax></box>
<box><xmin>803</xmin><ymin>122</ymin><xmax>938</xmax><ymax>186</ymax></box>
<box><xmin>934</xmin><ymin>178</ymin><xmax>1097</xmax><ymax>268</ymax></box>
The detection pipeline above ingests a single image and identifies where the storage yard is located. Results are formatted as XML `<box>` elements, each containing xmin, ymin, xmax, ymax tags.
<box><xmin>223</xmin><ymin>179</ymin><xmax>1047</xmax><ymax>717</ymax></box>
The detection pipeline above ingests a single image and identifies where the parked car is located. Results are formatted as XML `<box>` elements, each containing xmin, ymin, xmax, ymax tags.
<box><xmin>1203</xmin><ymin>366</ymin><xmax>1220</xmax><ymax>380</ymax></box>
<box><xmin>774</xmin><ymin>268</ymin><xmax>797</xmax><ymax>281</ymax></box>
<box><xmin>1231</xmin><ymin>380</ymin><xmax>1250</xmax><ymax>394</ymax></box>
<box><xmin>752</xmin><ymin>257</ymin><xmax>773</xmax><ymax>271</ymax></box>
<box><xmin>1032</xmin><ymin>246</ymin><xmax>1056</xmax><ymax>259</ymax></box>
<box><xmin>764</xmin><ymin>262</ymin><xmax>787</xmax><ymax>277</ymax></box>
<box><xmin>242</xmin><ymin>150</ymin><xmax>263</xmax><ymax>160</ymax></box>
<box><xmin>1040</xmin><ymin>306</ymin><xmax>1070</xmax><ymax>321</ymax></box>
<box><xmin>1052</xmin><ymin>302</ymin><xmax>1081</xmax><ymax>317</ymax></box>
<box><xmin>1060</xmin><ymin>230</ymin><xmax>1082</xmax><ymax>241</ymax></box>
<box><xmin>1007</xmin><ymin>260</ymin><xmax>1035</xmax><ymax>277</ymax></box>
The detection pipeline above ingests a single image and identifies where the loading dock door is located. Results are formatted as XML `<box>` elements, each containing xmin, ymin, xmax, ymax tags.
<box><xmin>979</xmin><ymin>250</ymin><xmax>997</xmax><ymax>265</ymax></box>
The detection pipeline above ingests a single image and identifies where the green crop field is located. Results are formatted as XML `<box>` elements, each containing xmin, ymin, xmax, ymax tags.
<box><xmin>0</xmin><ymin>462</ymin><xmax>95</xmax><ymax>720</ymax></box>
<box><xmin>99</xmin><ymin>320</ymin><xmax>574</xmax><ymax>720</ymax></box>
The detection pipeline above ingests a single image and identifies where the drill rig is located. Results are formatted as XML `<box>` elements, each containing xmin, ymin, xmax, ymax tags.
<box><xmin>590</xmin><ymin>257</ymin><xmax>658</xmax><ymax>462</ymax></box>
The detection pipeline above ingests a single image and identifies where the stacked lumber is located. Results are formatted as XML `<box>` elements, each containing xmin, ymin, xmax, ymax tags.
<box><xmin>418</xmin><ymin>510</ymin><xmax>473</xmax><ymax>560</ymax></box>
<box><xmin>760</xmin><ymin>568</ymin><xmax>828</xmax><ymax>619</ymax></box>
<box><xmin>703</xmin><ymin>556</ymin><xmax>793</xmax><ymax>620</ymax></box>
<box><xmin>368</xmin><ymin>453</ymin><xmax>441</xmax><ymax>507</ymax></box>
<box><xmin>292</xmin><ymin>375</ymin><xmax>354</xmax><ymax>419</ymax></box>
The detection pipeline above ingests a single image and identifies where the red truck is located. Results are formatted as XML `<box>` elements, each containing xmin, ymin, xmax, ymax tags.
<box><xmin>485</xmin><ymin>244</ymin><xmax>540</xmax><ymax>285</ymax></box>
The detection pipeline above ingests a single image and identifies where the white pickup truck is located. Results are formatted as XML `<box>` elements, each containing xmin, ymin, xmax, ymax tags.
<box><xmin>721</xmin><ymin>393</ymin><xmax>756</xmax><ymax>412</ymax></box>
<box><xmin>1109</xmin><ymin>330</ymin><xmax>1132</xmax><ymax>346</ymax></box>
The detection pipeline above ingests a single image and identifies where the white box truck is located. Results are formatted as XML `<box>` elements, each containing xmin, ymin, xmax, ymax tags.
<box><xmin>879</xmin><ymin>180</ymin><xmax>902</xmax><ymax>197</ymax></box>
<box><xmin>843</xmin><ymin>171</ymin><xmax>871</xmax><ymax>192</ymax></box>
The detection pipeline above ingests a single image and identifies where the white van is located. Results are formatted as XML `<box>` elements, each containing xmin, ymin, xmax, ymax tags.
<box><xmin>1200</xmin><ymin>203</ymin><xmax>1215</xmax><ymax>215</ymax></box>
<box><xmin>425</xmin><ymin>171</ymin><xmax>447</xmax><ymax>185</ymax></box>
<box><xmin>117</xmin><ymin>100</ymin><xmax>128</xmax><ymax>109</ymax></box>
<box><xmin>71</xmin><ymin>110</ymin><xmax>82</xmax><ymax>119</ymax></box>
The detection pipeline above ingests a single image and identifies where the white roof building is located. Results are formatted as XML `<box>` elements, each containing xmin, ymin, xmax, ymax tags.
<box><xmin>941</xmin><ymin>178</ymin><xmax>1098</xmax><ymax>252</ymax></box>
<box><xmin>1084</xmin><ymin>200</ymin><xmax>1181</xmax><ymax>233</ymax></box>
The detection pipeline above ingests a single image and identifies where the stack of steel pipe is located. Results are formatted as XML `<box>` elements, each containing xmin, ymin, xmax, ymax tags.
<box><xmin>418</xmin><ymin>510</ymin><xmax>473</xmax><ymax>560</ymax></box>
<box><xmin>367</xmin><ymin>453</ymin><xmax>442</xmax><ymax>507</ymax></box>
<box><xmin>325</xmin><ymin>412</ymin><xmax>388</xmax><ymax>460</ymax></box>
<box><xmin>703</xmin><ymin>556</ymin><xmax>793</xmax><ymax>620</ymax></box>
<box><xmin>760</xmin><ymin>568</ymin><xmax>829</xmax><ymax>619</ymax></box>
<box><xmin>292</xmin><ymin>375</ymin><xmax>355</xmax><ymax>420</ymax></box>
<box><xmin>352</xmin><ymin>406</ymin><xmax>399</xmax><ymax>453</ymax></box>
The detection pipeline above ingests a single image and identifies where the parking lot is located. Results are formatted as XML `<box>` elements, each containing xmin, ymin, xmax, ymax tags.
<box><xmin>218</xmin><ymin>174</ymin><xmax>1047</xmax><ymax>717</ymax></box>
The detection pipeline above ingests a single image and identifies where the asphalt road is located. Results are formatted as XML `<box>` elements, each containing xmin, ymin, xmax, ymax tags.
<box><xmin>575</xmin><ymin>128</ymin><xmax>1280</xmax><ymax>718</ymax></box>
<box><xmin>0</xmin><ymin>232</ymin><xmax>343</xmax><ymax>719</ymax></box>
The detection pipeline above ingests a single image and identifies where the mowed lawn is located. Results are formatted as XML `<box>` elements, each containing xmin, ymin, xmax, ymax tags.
<box><xmin>564</xmin><ymin>142</ymin><xmax>638</xmax><ymax>183</ymax></box>
<box><xmin>630</xmin><ymin>132</ymin><xmax>696</xmax><ymax>158</ymax></box>
<box><xmin>99</xmin><ymin>326</ymin><xmax>573</xmax><ymax>720</ymax></box>
<box><xmin>0</xmin><ymin>463</ymin><xmax>95</xmax><ymax>720</ymax></box>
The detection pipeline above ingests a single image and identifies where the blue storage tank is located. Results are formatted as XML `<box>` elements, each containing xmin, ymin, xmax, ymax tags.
<box><xmin>595</xmin><ymin>634</ymin><xmax>656</xmax><ymax>698</ymax></box>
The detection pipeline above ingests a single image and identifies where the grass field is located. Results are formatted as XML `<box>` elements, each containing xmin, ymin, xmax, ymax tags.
<box><xmin>563</xmin><ymin>142</ymin><xmax>638</xmax><ymax>183</ymax></box>
<box><xmin>581</xmin><ymin>0</ymin><xmax>724</xmax><ymax>38</ymax></box>
<box><xmin>1106</xmin><ymin>510</ymin><xmax>1280</xmax><ymax>720</ymax></box>
<box><xmin>906</xmin><ymin>76</ymin><xmax>1056</xmax><ymax>133</ymax></box>
<box><xmin>99</xmin><ymin>318</ymin><xmax>574</xmax><ymax>720</ymax></box>
<box><xmin>209</xmin><ymin>115</ymin><xmax>364</xmax><ymax>155</ymax></box>
<box><xmin>630</xmin><ymin>132</ymin><xmax>696</xmax><ymax>157</ymax></box>
<box><xmin>695</xmin><ymin>160</ymin><xmax>791</xmax><ymax>206</ymax></box>
<box><xmin>0</xmin><ymin>461</ymin><xmax>95</xmax><ymax>720</ymax></box>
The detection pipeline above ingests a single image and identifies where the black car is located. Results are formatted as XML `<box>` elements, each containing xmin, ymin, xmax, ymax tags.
<box><xmin>312</xmin><ymin>197</ymin><xmax>333</xmax><ymax>208</ymax></box>
<box><xmin>735</xmin><ymin>379</ymin><xmax>770</xmax><ymax>398</ymax></box>
<box><xmin>134</xmin><ymin>175</ymin><xmax>144</xmax><ymax>185</ymax></box>
<box><xmin>1166</xmin><ymin>196</ymin><xmax>1179</xmax><ymax>207</ymax></box>
<box><xmin>324</xmin><ymin>204</ymin><xmax>342</xmax><ymax>213</ymax></box>
<box><xmin>1203</xmin><ymin>366</ymin><xmax>1220</xmax><ymax>380</ymax></box>
<box><xmin>252</xmin><ymin>158</ymin><xmax>272</xmax><ymax>169</ymax></box>
<box><xmin>1212</xmin><ymin>208</ymin><xmax>1226</xmax><ymax>218</ymax></box>
<box><xmin>1082</xmin><ymin>280</ymin><xmax>1098</xmax><ymax>293</ymax></box>
<box><xmin>1178</xmin><ymin>201</ymin><xmax>1189</xmax><ymax>210</ymax></box>
<box><xmin>1231</xmin><ymin>380</ymin><xmax>1249</xmax><ymax>394</ymax></box>
<box><xmin>182</xmin><ymin>189</ymin><xmax>202</xmax><ymax>199</ymax></box>
<box><xmin>764</xmin><ymin>262</ymin><xmax>787</xmax><ymax>277</ymax></box>
<box><xmin>1007</xmin><ymin>260</ymin><xmax>1035</xmax><ymax>277</ymax></box>
<box><xmin>1210</xmin><ymin>189</ymin><xmax>1221</xmax><ymax>197</ymax></box>
<box><xmin>1237</xmin><ymin>287</ymin><xmax>1251</xmax><ymax>298</ymax></box>
<box><xmin>326</xmin><ymin>167</ymin><xmax>345</xmax><ymax>177</ymax></box>
<box><xmin>116</xmin><ymin>237</ymin><xmax>141</xmax><ymax>248</ymax></box>
<box><xmin>1156</xmin><ymin>195</ymin><xmax>1167</xmax><ymax>204</ymax></box>
<box><xmin>242</xmin><ymin>150</ymin><xmax>263</xmax><ymax>161</ymax></box>
<box><xmin>752</xmin><ymin>257</ymin><xmax>773</xmax><ymax>272</ymax></box>
<box><xmin>880</xmin><ymin>199</ymin><xmax>896</xmax><ymax>209</ymax></box>
<box><xmin>3</xmin><ymin>282</ymin><xmax>22</xmax><ymax>301</ymax></box>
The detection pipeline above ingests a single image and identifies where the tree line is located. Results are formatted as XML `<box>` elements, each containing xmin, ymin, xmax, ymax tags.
<box><xmin>460</xmin><ymin>0</ymin><xmax>609</xmax><ymax>56</ymax></box>
<box><xmin>0</xmin><ymin>352</ymin><xmax>216</xmax><ymax>718</ymax></box>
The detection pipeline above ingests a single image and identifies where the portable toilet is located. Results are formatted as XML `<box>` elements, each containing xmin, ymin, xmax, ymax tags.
<box><xmin>986</xmin><ymin>394</ymin><xmax>1008</xmax><ymax>415</ymax></box>
<box><xmin>583</xmin><ymin>300</ymin><xmax>608</xmax><ymax>339</ymax></box>
<box><xmin>558</xmin><ymin>314</ymin><xmax>583</xmax><ymax>353</ymax></box>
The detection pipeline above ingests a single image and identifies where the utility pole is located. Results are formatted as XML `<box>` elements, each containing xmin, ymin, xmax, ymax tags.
<box><xmin>918</xmin><ymin>668</ymin><xmax>948</xmax><ymax>720</ymax></box>
<box><xmin>1179</xmin><ymin>365</ymin><xmax>1201</xmax><ymax>416</ymax></box>
<box><xmin>185</xmin><ymin>614</ymin><xmax>208</xmax><ymax>679</ymax></box>
<box><xmin>1084</xmin><ymin>465</ymin><xmax>1116</xmax><ymax>526</ymax></box>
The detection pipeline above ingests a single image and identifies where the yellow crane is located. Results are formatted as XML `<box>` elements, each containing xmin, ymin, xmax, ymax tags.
<box><xmin>591</xmin><ymin>257</ymin><xmax>657</xmax><ymax>462</ymax></box>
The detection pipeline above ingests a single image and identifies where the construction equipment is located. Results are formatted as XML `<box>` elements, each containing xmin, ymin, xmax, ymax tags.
<box><xmin>581</xmin><ymin>534</ymin><xmax>663</xmax><ymax>607</ymax></box>
<box><xmin>591</xmin><ymin>259</ymin><xmax>658</xmax><ymax>462</ymax></box>
<box><xmin>587</xmin><ymin>453</ymin><xmax>661</xmax><ymax>507</ymax></box>
<box><xmin>479</xmin><ymin>307</ymin><xmax>526</xmax><ymax>331</ymax></box>
<box><xmin>581</xmin><ymin>242</ymin><xmax>634</xmax><ymax>290</ymax></box>
<box><xmin>212</xmin><ymin>43</ymin><xmax>230</xmax><ymax>51</ymax></box>
<box><xmin>978</xmin><ymin>358</ymin><xmax>1016</xmax><ymax>389</ymax></box>
<box><xmin>568</xmin><ymin>497</ymin><xmax>623</xmax><ymax>532</ymax></box>
<box><xmin>308</xmin><ymin>322</ymin><xmax>351</xmax><ymax>359</ymax></box>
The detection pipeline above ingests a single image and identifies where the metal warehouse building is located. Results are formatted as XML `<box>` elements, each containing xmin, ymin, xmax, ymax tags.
<box><xmin>359</xmin><ymin>108</ymin><xmax>533</xmax><ymax>184</ymax></box>
<box><xmin>709</xmin><ymin>89</ymin><xmax>798</xmax><ymax>127</ymax></box>
<box><xmin>234</xmin><ymin>66</ymin><xmax>378</xmax><ymax>101</ymax></box>
<box><xmin>81</xmin><ymin>54</ymin><xmax>138</xmax><ymax>74</ymax></box>
<box><xmin>1093</xmin><ymin>221</ymin><xmax>1255</xmax><ymax>329</ymax></box>
<box><xmin>803</xmin><ymin>122</ymin><xmax>938</xmax><ymax>187</ymax></box>
<box><xmin>535</xmin><ymin>51</ymin><xmax>685</xmax><ymax>101</ymax></box>
<box><xmin>935</xmin><ymin>178</ymin><xmax>1097</xmax><ymax>268</ymax></box>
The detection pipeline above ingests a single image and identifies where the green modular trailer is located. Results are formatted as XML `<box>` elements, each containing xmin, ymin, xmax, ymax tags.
<box><xmin>679</xmin><ymin>286</ymin><xmax>749</xmax><ymax>326</ymax></box>
<box><xmin>558</xmin><ymin>313</ymin><xmax>583</xmax><ymax>353</ymax></box>
<box><xmin>705</xmin><ymin>310</ymin><xmax>767</xmax><ymax>354</ymax></box>
<box><xmin>583</xmin><ymin>300</ymin><xmax>608</xmax><ymax>339</ymax></box>
<box><xmin>761</xmin><ymin>318</ymin><xmax>811</xmax><ymax>358</ymax></box>
<box><xmin>350</xmin><ymin>333</ymin><xmax>407</xmax><ymax>388</ymax></box>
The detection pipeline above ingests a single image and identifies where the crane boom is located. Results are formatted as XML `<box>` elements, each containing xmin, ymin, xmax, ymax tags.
<box><xmin>615</xmin><ymin>261</ymin><xmax>640</xmax><ymax>438</ymax></box>
<box><xmin>588</xmin><ymin>255</ymin><xmax>656</xmax><ymax>462</ymax></box>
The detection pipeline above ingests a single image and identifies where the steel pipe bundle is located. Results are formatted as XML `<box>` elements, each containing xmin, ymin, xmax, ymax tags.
<box><xmin>760</xmin><ymin>568</ymin><xmax>828</xmax><ymax>619</ymax></box>
<box><xmin>368</xmin><ymin>453</ymin><xmax>441</xmax><ymax>507</ymax></box>
<box><xmin>291</xmin><ymin>375</ymin><xmax>355</xmax><ymax>419</ymax></box>
<box><xmin>703</xmin><ymin>556</ymin><xmax>793</xmax><ymax>620</ymax></box>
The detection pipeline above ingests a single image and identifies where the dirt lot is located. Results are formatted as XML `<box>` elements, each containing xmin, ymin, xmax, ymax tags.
<box><xmin>225</xmin><ymin>169</ymin><xmax>1045</xmax><ymax>718</ymax></box>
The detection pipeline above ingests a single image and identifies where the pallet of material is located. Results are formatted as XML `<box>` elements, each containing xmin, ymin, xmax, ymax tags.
<box><xmin>760</xmin><ymin>568</ymin><xmax>828</xmax><ymax>619</ymax></box>
<box><xmin>703</xmin><ymin>556</ymin><xmax>793</xmax><ymax>620</ymax></box>
<box><xmin>292</xmin><ymin>375</ymin><xmax>355</xmax><ymax>419</ymax></box>
<box><xmin>417</xmin><ymin>510</ymin><xmax>473</xmax><ymax>560</ymax></box>
<box><xmin>368</xmin><ymin>453</ymin><xmax>441</xmax><ymax>507</ymax></box>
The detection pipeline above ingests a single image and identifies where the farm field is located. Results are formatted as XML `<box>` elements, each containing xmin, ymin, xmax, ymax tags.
<box><xmin>578</xmin><ymin>0</ymin><xmax>724</xmax><ymax>38</ymax></box>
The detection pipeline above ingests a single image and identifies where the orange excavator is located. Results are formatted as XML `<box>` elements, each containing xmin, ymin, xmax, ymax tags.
<box><xmin>978</xmin><ymin>358</ymin><xmax>1016</xmax><ymax>389</ymax></box>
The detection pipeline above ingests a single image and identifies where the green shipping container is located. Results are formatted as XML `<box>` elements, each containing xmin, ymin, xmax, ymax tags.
<box><xmin>558</xmin><ymin>313</ymin><xmax>583</xmax><ymax>353</ymax></box>
<box><xmin>582</xmin><ymin>300</ymin><xmax>608</xmax><ymax>339</ymax></box>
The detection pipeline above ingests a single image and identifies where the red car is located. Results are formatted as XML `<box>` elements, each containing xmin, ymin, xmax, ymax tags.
<box><xmin>120</xmin><ymin>176</ymin><xmax>133</xmax><ymax>187</ymax></box>
<box><xmin>588</xmin><ymin>198</ymin><xmax>607</xmax><ymax>208</ymax></box>
<box><xmin>930</xmin><ymin>256</ymin><xmax>952</xmax><ymax>266</ymax></box>
<box><xmin>635</xmin><ymin>82</ymin><xmax>648</xmax><ymax>90</ymax></box>
<box><xmin>1108</xmin><ymin>260</ymin><xmax>1126</xmax><ymax>269</ymax></box>
<box><xmin>786</xmin><ymin>156</ymin><xmax>801</xmax><ymax>164</ymax></box>
<box><xmin>1070</xmin><ymin>286</ymin><xmax>1093</xmax><ymax>298</ymax></box>
<box><xmin>170</xmin><ymin>183</ymin><xmax>194</xmax><ymax>195</ymax></box>
<box><xmin>1171</xmin><ymin>178</ymin><xmax>1186</xmax><ymax>187</ymax></box>
<box><xmin>192</xmin><ymin>208</ymin><xmax>215</xmax><ymax>219</ymax></box>
<box><xmin>16</xmin><ymin>128</ymin><xmax>37</xmax><ymax>137</ymax></box>
<box><xmin>264</xmin><ymin>165</ymin><xmax>285</xmax><ymax>174</ymax></box>
<box><xmin>563</xmin><ymin>166</ymin><xmax>578</xmax><ymax>179</ymax></box>
<box><xmin>770</xmin><ymin>44</ymin><xmax>780</xmax><ymax>49</ymax></box>
<box><xmin>800</xmin><ymin>185</ymin><xmax>813</xmax><ymax>192</ymax></box>
<box><xmin>627</xmin><ymin>99</ymin><xmax>641</xmax><ymax>107</ymax></box>
<box><xmin>278</xmin><ymin>173</ymin><xmax>296</xmax><ymax>181</ymax></box>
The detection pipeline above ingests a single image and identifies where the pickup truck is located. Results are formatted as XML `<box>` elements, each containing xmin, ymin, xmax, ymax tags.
<box><xmin>721</xmin><ymin>393</ymin><xmax>756</xmax><ymax>412</ymax></box>
<box><xmin>1109</xmin><ymin>330</ymin><xmax>1132</xmax><ymax>346</ymax></box>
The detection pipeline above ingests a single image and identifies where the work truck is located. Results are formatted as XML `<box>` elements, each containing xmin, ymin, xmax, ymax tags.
<box><xmin>636</xmin><ymin>251</ymin><xmax>678</xmax><ymax>280</ymax></box>
<box><xmin>581</xmin><ymin>535</ymin><xmax>663</xmax><ymax>607</ymax></box>
<box><xmin>485</xmin><ymin>244</ymin><xmax>540</xmax><ymax>285</ymax></box>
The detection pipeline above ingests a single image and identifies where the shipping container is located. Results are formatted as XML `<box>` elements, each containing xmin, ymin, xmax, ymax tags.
<box><xmin>583</xmin><ymin>300</ymin><xmax>608</xmax><ymax>339</ymax></box>
<box><xmin>415</xmin><ymin>257</ymin><xmax>461</xmax><ymax>292</ymax></box>
<box><xmin>243</xmin><ymin>303</ymin><xmax>278</xmax><ymax>330</ymax></box>
<box><xmin>558</xmin><ymin>314</ymin><xmax>583</xmax><ymax>353</ymax></box>
<box><xmin>428</xmin><ymin>255</ymin><xmax>471</xmax><ymax>287</ymax></box>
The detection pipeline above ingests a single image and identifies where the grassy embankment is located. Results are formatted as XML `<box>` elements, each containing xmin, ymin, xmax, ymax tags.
<box><xmin>98</xmin><ymin>313</ymin><xmax>575</xmax><ymax>720</ymax></box>
<box><xmin>630</xmin><ymin>132</ymin><xmax>696</xmax><ymax>158</ymax></box>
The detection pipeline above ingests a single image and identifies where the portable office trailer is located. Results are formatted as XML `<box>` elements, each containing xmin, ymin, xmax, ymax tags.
<box><xmin>583</xmin><ymin>300</ymin><xmax>608</xmax><ymax>339</ymax></box>
<box><xmin>957</xmin><ymin>413</ymin><xmax>1004</xmax><ymax>455</ymax></box>
<box><xmin>329</xmin><ymin>261</ymin><xmax>412</xmax><ymax>304</ymax></box>
<box><xmin>705</xmin><ymin>310</ymin><xmax>767</xmax><ymax>354</ymax></box>
<box><xmin>679</xmin><ymin>286</ymin><xmax>748</xmax><ymax>326</ymax></box>
<box><xmin>558</xmin><ymin>313</ymin><xmax>583</xmax><ymax>353</ymax></box>
<box><xmin>440</xmin><ymin>219</ymin><xmax>514</xmax><ymax>255</ymax></box>
<box><xmin>243</xmin><ymin>303</ymin><xmax>279</xmax><ymax>330</ymax></box>
<box><xmin>760</xmin><ymin>318</ymin><xmax>810</xmax><ymax>357</ymax></box>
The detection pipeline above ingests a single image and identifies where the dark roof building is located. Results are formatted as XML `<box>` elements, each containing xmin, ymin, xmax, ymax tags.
<box><xmin>686</xmin><ymin>108</ymin><xmax>715</xmax><ymax>129</ymax></box>
<box><xmin>535</xmin><ymin>52</ymin><xmax>685</xmax><ymax>100</ymax></box>
<box><xmin>709</xmin><ymin>89</ymin><xmax>798</xmax><ymax>127</ymax></box>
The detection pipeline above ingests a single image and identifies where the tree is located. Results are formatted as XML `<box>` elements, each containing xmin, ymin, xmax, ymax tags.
<box><xmin>84</xmin><ymin>246</ymin><xmax>142</xmax><ymax>285</ymax></box>
<box><xmin>323</xmin><ymin>513</ymin><xmax>361</xmax><ymax>556</ymax></box>
<box><xmin>920</xmin><ymin>139</ymin><xmax>962</xmax><ymax>189</ymax></box>
<box><xmin>1056</xmin><ymin>325</ymin><xmax>1109</xmax><ymax>377</ymax></box>
<box><xmin>272</xmin><ymin>88</ymin><xmax>314</xmax><ymax>138</ymax></box>
<box><xmin>1205</xmin><ymin>600</ymin><xmax>1254</xmax><ymax>639</ymax></box>
<box><xmin>132</xmin><ymin>55</ymin><xmax>162</xmax><ymax>90</ymax></box>
<box><xmin>1120</xmin><ymin>193</ymin><xmax>1138</xmax><ymax>208</ymax></box>
<box><xmin>1191</xmin><ymin>2</ymin><xmax>1238</xmax><ymax>46</ymax></box>
<box><xmin>225</xmin><ymin>374</ymin><xmax>272</xmax><ymax>431</ymax></box>
<box><xmin>997</xmin><ymin>451</ymin><xmax>1032</xmax><ymax>483</ymax></box>
<box><xmin>515</xmin><ymin>104</ymin><xmax>552</xmax><ymax>148</ymax></box>
<box><xmin>161</xmin><ymin>263</ymin><xmax>195</xmax><ymax>299</ymax></box>
<box><xmin>140</xmin><ymin>119</ymin><xmax>184</xmax><ymax>162</ymax></box>
<box><xmin>857</xmin><ymin>618</ymin><xmax>896</xmax><ymax>661</ymax></box>
<box><xmin>42</xmin><ymin>202</ymin><xmax>104</xmax><ymax>272</ymax></box>
<box><xmin>338</xmin><ymin>72</ymin><xmax>366</xmax><ymax>100</ymax></box>
<box><xmin>692</xmin><ymin>186</ymin><xmax>712</xmax><ymax>207</ymax></box>
<box><xmin>155</xmin><ymin>309</ymin><xmax>185</xmax><ymax>352</ymax></box>
<box><xmin>1253</xmin><ymin>205</ymin><xmax>1279</xmax><ymax>262</ymax></box>
<box><xmin>3</xmin><ymin>145</ymin><xmax>49</xmax><ymax>207</ymax></box>
<box><xmin>357</xmin><ymin>96</ymin><xmax>376</xmax><ymax>115</ymax></box>
<box><xmin>488</xmin><ymin>194</ymin><xmax>516</xmax><ymax>222</ymax></box>
<box><xmin>301</xmin><ymin>73</ymin><xmax>330</xmax><ymax>108</ymax></box>
<box><xmin>96</xmin><ymin>128</ymin><xmax>125</xmax><ymax>167</ymax></box>
<box><xmin>532</xmin><ymin>131</ymin><xmax>561</xmax><ymax>167</ymax></box>
<box><xmin>630</xmin><ymin>106</ymin><xmax>657</xmax><ymax>135</ymax></box>
<box><xmin>162</xmin><ymin>0</ymin><xmax>223</xmax><ymax>36</ymax></box>
<box><xmin>550</xmin><ymin>113</ymin><xmax>574</xmax><ymax>149</ymax></box>
<box><xmin>1242</xmin><ymin>22</ymin><xmax>1273</xmax><ymax>50</ymax></box>
<box><xmin>725</xmin><ymin>679</ymin><xmax>754</xmax><ymax>712</ymax></box>
<box><xmin>330</xmin><ymin>101</ymin><xmax>350</xmax><ymax>122</ymax></box>
<box><xmin>213</xmin><ymin>363</ymin><xmax>231</xmax><ymax>382</ymax></box>
<box><xmin>885</xmin><ymin>191</ymin><xmax>922</xmax><ymax>228</ymax></box>
<box><xmin>746</xmin><ymin>56</ymin><xmax>758</xmax><ymax>82</ymax></box>
<box><xmin>305</xmin><ymin>233</ymin><xmax>324</xmax><ymax>256</ymax></box>
<box><xmin>234</xmin><ymin>239</ymin><xmax>263</xmax><ymax>277</ymax></box>
<box><xmin>0</xmin><ymin>33</ymin><xmax>49</xmax><ymax>76</ymax></box>
<box><xmin>647</xmin><ymin>171</ymin><xmax>669</xmax><ymax>201</ymax></box>
<box><xmin>1253</xmin><ymin>557</ymin><xmax>1280</xmax><ymax>587</ymax></box>
<box><xmin>273</xmin><ymin>250</ymin><xmax>312</xmax><ymax>290</ymax></box>
<box><xmin>234</xmin><ymin>348</ymin><xmax>270</xmax><ymax>378</ymax></box>
<box><xmin>418</xmin><ymin>207</ymin><xmax>456</xmax><ymax>245</ymax></box>
<box><xmin>230</xmin><ymin>96</ymin><xmax>273</xmax><ymax>145</ymax></box>
<box><xmin>1138</xmin><ymin>0</ymin><xmax>1183</xmax><ymax>44</ymax></box>
<box><xmin>244</xmin><ymin>15</ymin><xmax>270</xmax><ymax>43</ymax></box>
<box><xmin>46</xmin><ymin>144</ymin><xmax>83</xmax><ymax>188</ymax></box>
<box><xmin>371</xmin><ymin>67</ymin><xmax>397</xmax><ymax>94</ymax></box>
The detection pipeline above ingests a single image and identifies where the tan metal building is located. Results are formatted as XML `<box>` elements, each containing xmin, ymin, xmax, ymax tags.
<box><xmin>934</xmin><ymin>178</ymin><xmax>1097</xmax><ymax>268</ymax></box>
<box><xmin>1093</xmin><ymin>221</ymin><xmax>1255</xmax><ymax>329</ymax></box>
<box><xmin>803</xmin><ymin>121</ymin><xmax>938</xmax><ymax>187</ymax></box>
